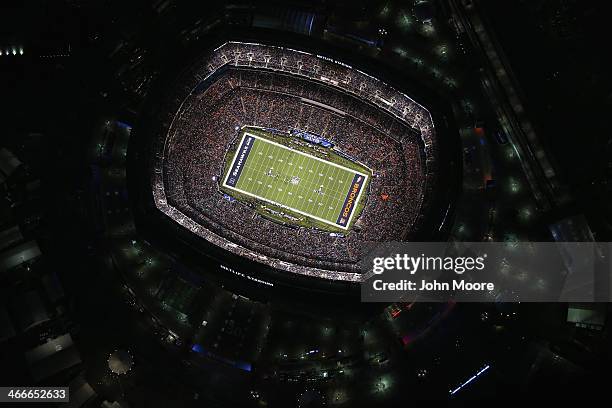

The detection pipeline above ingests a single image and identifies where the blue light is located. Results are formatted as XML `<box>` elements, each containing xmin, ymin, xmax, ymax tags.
<box><xmin>236</xmin><ymin>361</ymin><xmax>252</xmax><ymax>372</ymax></box>
<box><xmin>308</xmin><ymin>15</ymin><xmax>314</xmax><ymax>35</ymax></box>
<box><xmin>449</xmin><ymin>364</ymin><xmax>490</xmax><ymax>396</ymax></box>
<box><xmin>116</xmin><ymin>121</ymin><xmax>132</xmax><ymax>130</ymax></box>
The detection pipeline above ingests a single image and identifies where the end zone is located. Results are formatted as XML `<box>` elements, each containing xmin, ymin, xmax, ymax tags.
<box><xmin>336</xmin><ymin>173</ymin><xmax>367</xmax><ymax>228</ymax></box>
<box><xmin>225</xmin><ymin>134</ymin><xmax>255</xmax><ymax>188</ymax></box>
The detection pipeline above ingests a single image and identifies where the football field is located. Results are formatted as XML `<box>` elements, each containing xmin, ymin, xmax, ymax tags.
<box><xmin>222</xmin><ymin>132</ymin><xmax>369</xmax><ymax>230</ymax></box>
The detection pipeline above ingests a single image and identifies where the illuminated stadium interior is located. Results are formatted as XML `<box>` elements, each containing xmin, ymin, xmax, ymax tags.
<box><xmin>151</xmin><ymin>42</ymin><xmax>438</xmax><ymax>282</ymax></box>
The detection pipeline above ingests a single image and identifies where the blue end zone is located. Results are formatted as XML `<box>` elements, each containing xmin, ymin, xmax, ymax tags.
<box><xmin>336</xmin><ymin>173</ymin><xmax>366</xmax><ymax>227</ymax></box>
<box><xmin>225</xmin><ymin>135</ymin><xmax>255</xmax><ymax>187</ymax></box>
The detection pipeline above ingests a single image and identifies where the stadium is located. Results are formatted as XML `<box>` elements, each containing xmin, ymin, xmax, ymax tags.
<box><xmin>145</xmin><ymin>41</ymin><xmax>444</xmax><ymax>284</ymax></box>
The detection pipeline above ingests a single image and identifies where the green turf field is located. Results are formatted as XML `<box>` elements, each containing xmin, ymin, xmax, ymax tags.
<box><xmin>221</xmin><ymin>130</ymin><xmax>370</xmax><ymax>231</ymax></box>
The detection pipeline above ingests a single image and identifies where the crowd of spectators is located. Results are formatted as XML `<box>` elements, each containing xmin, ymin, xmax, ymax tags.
<box><xmin>151</xmin><ymin>42</ymin><xmax>438</xmax><ymax>282</ymax></box>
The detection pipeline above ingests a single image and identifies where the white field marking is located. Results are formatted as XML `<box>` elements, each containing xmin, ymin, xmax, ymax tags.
<box><xmin>223</xmin><ymin>132</ymin><xmax>370</xmax><ymax>230</ymax></box>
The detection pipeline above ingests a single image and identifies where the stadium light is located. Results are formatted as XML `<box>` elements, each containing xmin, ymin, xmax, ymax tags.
<box><xmin>12</xmin><ymin>48</ymin><xmax>16</xmax><ymax>55</ymax></box>
<box><xmin>19</xmin><ymin>48</ymin><xmax>23</xmax><ymax>55</ymax></box>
